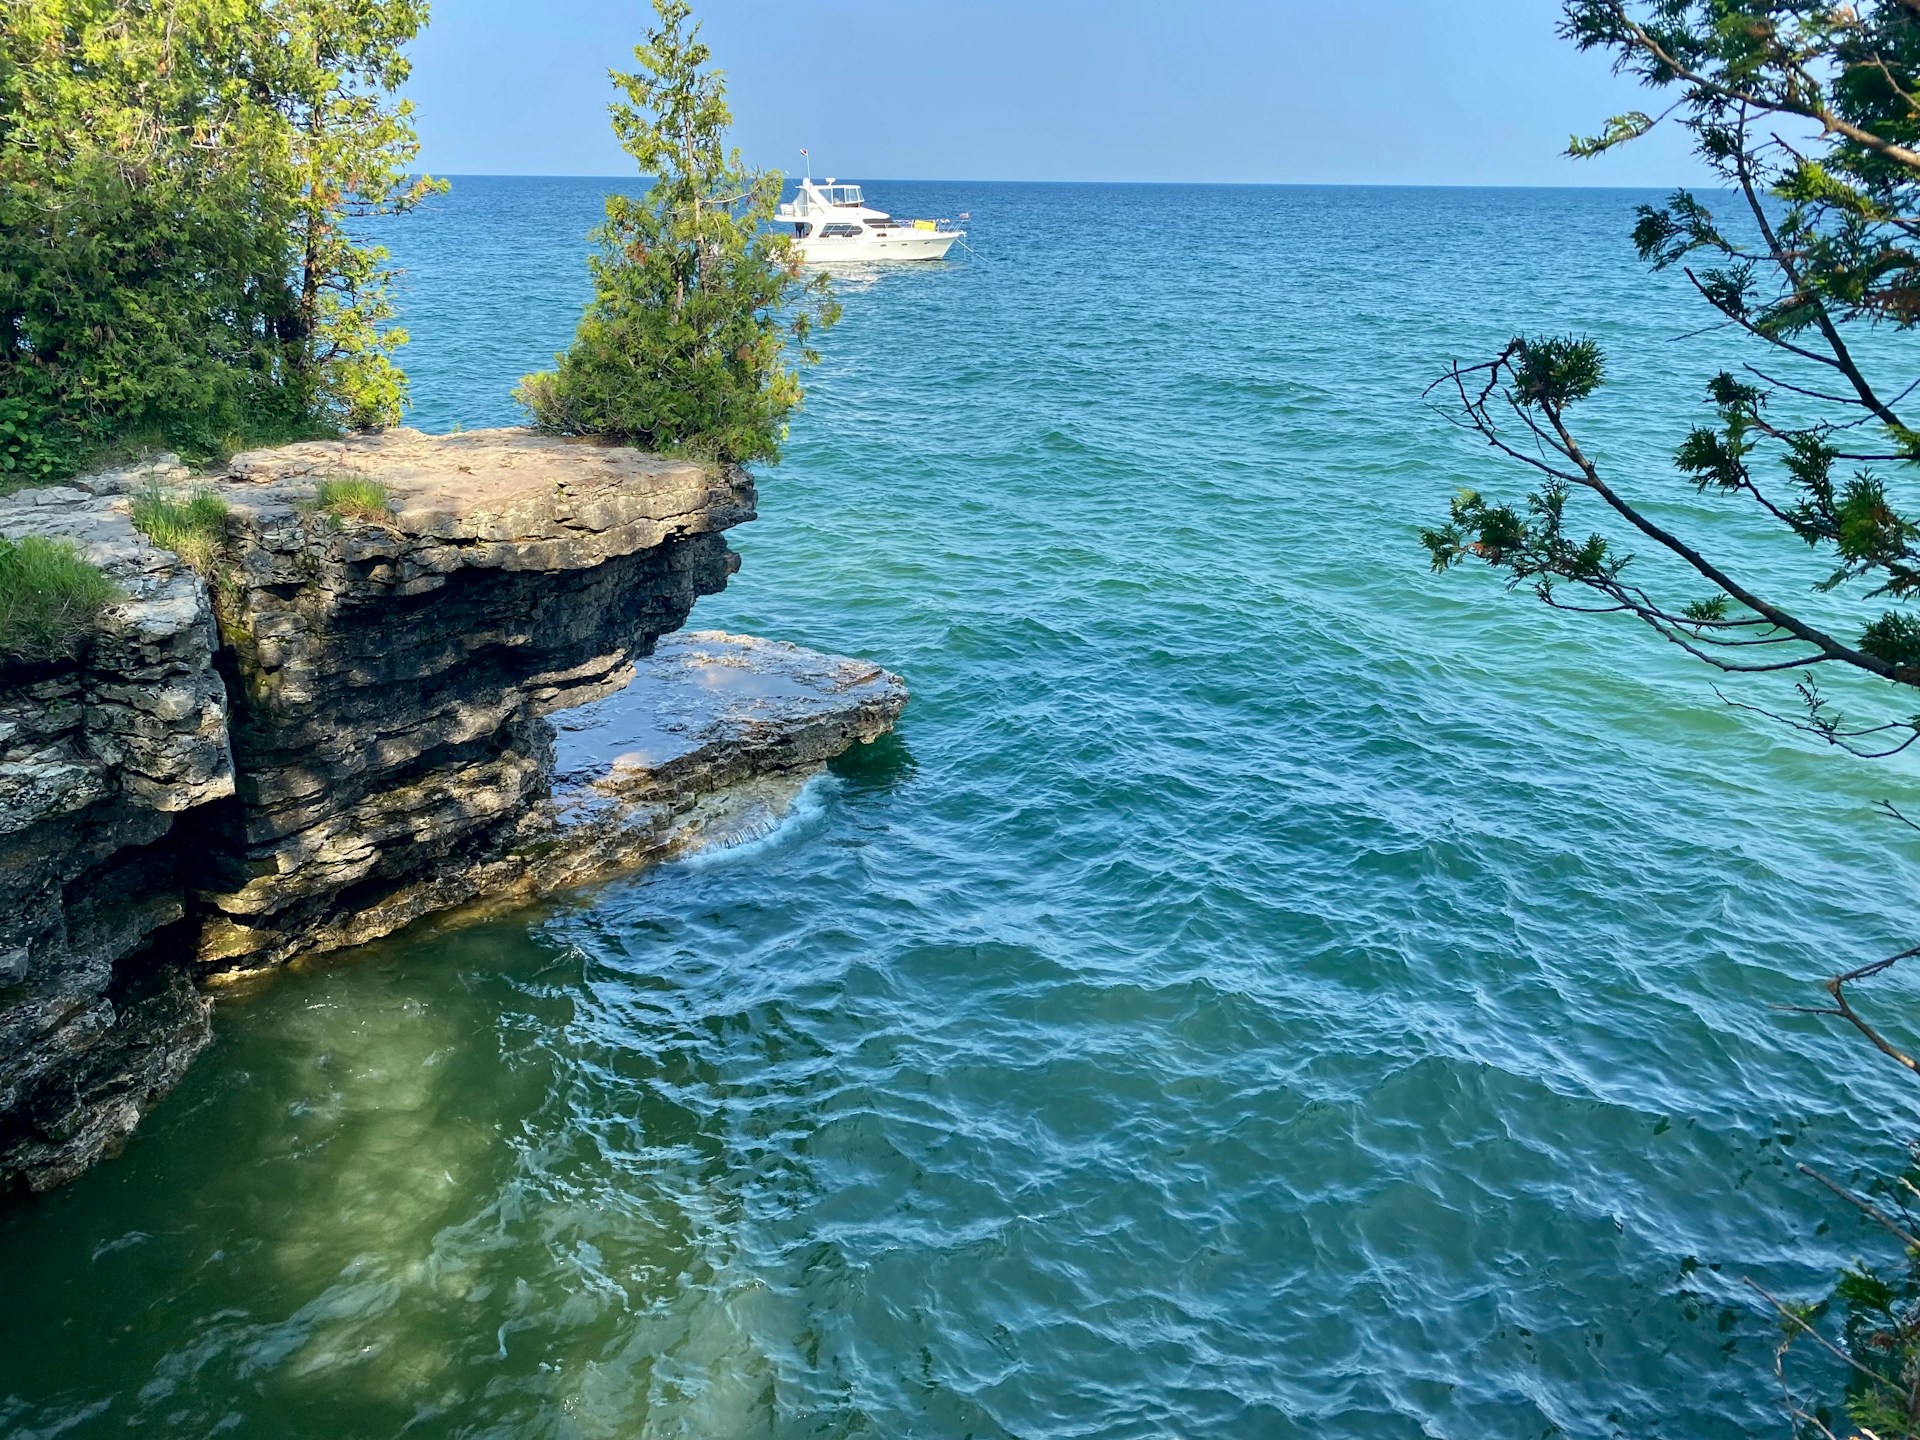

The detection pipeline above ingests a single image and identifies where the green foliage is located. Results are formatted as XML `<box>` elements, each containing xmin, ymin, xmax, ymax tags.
<box><xmin>273</xmin><ymin>0</ymin><xmax>446</xmax><ymax>429</ymax></box>
<box><xmin>1836</xmin><ymin>1254</ymin><xmax>1920</xmax><ymax>1440</ymax></box>
<box><xmin>1683</xmin><ymin>594</ymin><xmax>1732</xmax><ymax>624</ymax></box>
<box><xmin>130</xmin><ymin>487</ymin><xmax>230</xmax><ymax>573</ymax></box>
<box><xmin>1770</xmin><ymin>1150</ymin><xmax>1920</xmax><ymax>1440</ymax></box>
<box><xmin>0</xmin><ymin>399</ymin><xmax>74</xmax><ymax>493</ymax></box>
<box><xmin>3</xmin><ymin>1</ymin><xmax>289</xmax><ymax>470</ymax></box>
<box><xmin>0</xmin><ymin>534</ymin><xmax>118</xmax><ymax>664</ymax></box>
<box><xmin>517</xmin><ymin>0</ymin><xmax>838</xmax><ymax>464</ymax></box>
<box><xmin>0</xmin><ymin>0</ymin><xmax>440</xmax><ymax>478</ymax></box>
<box><xmin>1566</xmin><ymin>110</ymin><xmax>1653</xmax><ymax>158</ymax></box>
<box><xmin>1429</xmin><ymin>5</ymin><xmax>1920</xmax><ymax>1435</ymax></box>
<box><xmin>1511</xmin><ymin>336</ymin><xmax>1606</xmax><ymax>408</ymax></box>
<box><xmin>1674</xmin><ymin>373</ymin><xmax>1765</xmax><ymax>496</ymax></box>
<box><xmin>1861</xmin><ymin>611</ymin><xmax>1920</xmax><ymax>667</ymax></box>
<box><xmin>306</xmin><ymin>476</ymin><xmax>393</xmax><ymax>523</ymax></box>
<box><xmin>1422</xmin><ymin>481</ymin><xmax>1624</xmax><ymax>590</ymax></box>
<box><xmin>1432</xmin><ymin>1</ymin><xmax>1920</xmax><ymax>704</ymax></box>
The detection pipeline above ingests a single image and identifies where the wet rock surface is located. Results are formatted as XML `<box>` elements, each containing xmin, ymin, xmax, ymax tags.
<box><xmin>0</xmin><ymin>431</ymin><xmax>905</xmax><ymax>1194</ymax></box>
<box><xmin>527</xmin><ymin>630</ymin><xmax>908</xmax><ymax>893</ymax></box>
<box><xmin>272</xmin><ymin>632</ymin><xmax>909</xmax><ymax>947</ymax></box>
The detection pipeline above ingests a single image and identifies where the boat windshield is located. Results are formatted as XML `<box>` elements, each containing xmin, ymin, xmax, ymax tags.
<box><xmin>820</xmin><ymin>185</ymin><xmax>863</xmax><ymax>207</ymax></box>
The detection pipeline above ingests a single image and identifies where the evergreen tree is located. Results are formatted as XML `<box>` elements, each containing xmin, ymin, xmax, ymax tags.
<box><xmin>0</xmin><ymin>0</ymin><xmax>438</xmax><ymax>477</ymax></box>
<box><xmin>1423</xmin><ymin>5</ymin><xmax>1920</xmax><ymax>1434</ymax></box>
<box><xmin>518</xmin><ymin>0</ymin><xmax>838</xmax><ymax>465</ymax></box>
<box><xmin>268</xmin><ymin>0</ymin><xmax>442</xmax><ymax>429</ymax></box>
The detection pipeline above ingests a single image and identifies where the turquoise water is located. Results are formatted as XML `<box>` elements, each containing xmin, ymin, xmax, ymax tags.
<box><xmin>7</xmin><ymin>180</ymin><xmax>1920</xmax><ymax>1438</ymax></box>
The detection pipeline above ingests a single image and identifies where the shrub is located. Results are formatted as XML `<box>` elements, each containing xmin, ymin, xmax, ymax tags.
<box><xmin>130</xmin><ymin>487</ymin><xmax>230</xmax><ymax>572</ymax></box>
<box><xmin>0</xmin><ymin>400</ymin><xmax>75</xmax><ymax>495</ymax></box>
<box><xmin>516</xmin><ymin>0</ymin><xmax>836</xmax><ymax>464</ymax></box>
<box><xmin>307</xmin><ymin>477</ymin><xmax>393</xmax><ymax>524</ymax></box>
<box><xmin>0</xmin><ymin>535</ymin><xmax>119</xmax><ymax>665</ymax></box>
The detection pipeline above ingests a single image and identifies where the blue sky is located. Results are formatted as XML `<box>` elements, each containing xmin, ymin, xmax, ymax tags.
<box><xmin>405</xmin><ymin>0</ymin><xmax>1708</xmax><ymax>186</ymax></box>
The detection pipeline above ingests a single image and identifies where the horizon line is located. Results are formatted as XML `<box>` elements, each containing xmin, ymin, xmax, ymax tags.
<box><xmin>415</xmin><ymin>173</ymin><xmax>1713</xmax><ymax>192</ymax></box>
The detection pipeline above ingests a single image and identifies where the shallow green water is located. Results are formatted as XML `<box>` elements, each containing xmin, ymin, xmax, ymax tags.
<box><xmin>7</xmin><ymin>181</ymin><xmax>1920</xmax><ymax>1438</ymax></box>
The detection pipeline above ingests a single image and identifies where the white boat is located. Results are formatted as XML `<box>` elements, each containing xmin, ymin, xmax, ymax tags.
<box><xmin>777</xmin><ymin>178</ymin><xmax>964</xmax><ymax>263</ymax></box>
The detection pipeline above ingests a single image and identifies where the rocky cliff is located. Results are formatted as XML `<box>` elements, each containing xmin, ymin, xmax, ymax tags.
<box><xmin>0</xmin><ymin>430</ymin><xmax>905</xmax><ymax>1195</ymax></box>
<box><xmin>0</xmin><ymin>465</ymin><xmax>235</xmax><ymax>1190</ymax></box>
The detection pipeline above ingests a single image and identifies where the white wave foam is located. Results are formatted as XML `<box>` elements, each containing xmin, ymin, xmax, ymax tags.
<box><xmin>673</xmin><ymin>772</ymin><xmax>838</xmax><ymax>872</ymax></box>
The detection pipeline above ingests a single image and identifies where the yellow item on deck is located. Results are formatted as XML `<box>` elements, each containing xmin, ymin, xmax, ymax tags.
<box><xmin>912</xmin><ymin>219</ymin><xmax>937</xmax><ymax>231</ymax></box>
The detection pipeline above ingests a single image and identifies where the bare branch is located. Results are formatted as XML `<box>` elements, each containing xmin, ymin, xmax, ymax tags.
<box><xmin>1746</xmin><ymin>1276</ymin><xmax>1908</xmax><ymax>1394</ymax></box>
<box><xmin>1804</xmin><ymin>945</ymin><xmax>1920</xmax><ymax>1076</ymax></box>
<box><xmin>1798</xmin><ymin>1163</ymin><xmax>1920</xmax><ymax>1252</ymax></box>
<box><xmin>1879</xmin><ymin>799</ymin><xmax>1920</xmax><ymax>836</ymax></box>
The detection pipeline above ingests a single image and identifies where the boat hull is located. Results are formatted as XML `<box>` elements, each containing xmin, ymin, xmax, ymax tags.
<box><xmin>793</xmin><ymin>229</ymin><xmax>961</xmax><ymax>263</ymax></box>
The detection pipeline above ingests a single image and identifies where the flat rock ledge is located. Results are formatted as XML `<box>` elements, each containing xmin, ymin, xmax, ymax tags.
<box><xmin>552</xmin><ymin>630</ymin><xmax>907</xmax><ymax>880</ymax></box>
<box><xmin>0</xmin><ymin>430</ymin><xmax>906</xmax><ymax>1195</ymax></box>
<box><xmin>299</xmin><ymin>631</ymin><xmax>908</xmax><ymax>949</ymax></box>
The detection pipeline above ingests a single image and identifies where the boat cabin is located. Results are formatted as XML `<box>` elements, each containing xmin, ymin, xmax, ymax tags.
<box><xmin>775</xmin><ymin>176</ymin><xmax>964</xmax><ymax>261</ymax></box>
<box><xmin>783</xmin><ymin>180</ymin><xmax>876</xmax><ymax>239</ymax></box>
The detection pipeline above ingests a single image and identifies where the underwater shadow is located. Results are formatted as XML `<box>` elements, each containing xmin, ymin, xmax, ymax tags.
<box><xmin>827</xmin><ymin>729</ymin><xmax>916</xmax><ymax>796</ymax></box>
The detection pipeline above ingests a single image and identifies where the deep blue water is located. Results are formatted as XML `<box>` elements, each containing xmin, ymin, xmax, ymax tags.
<box><xmin>5</xmin><ymin>179</ymin><xmax>1920</xmax><ymax>1439</ymax></box>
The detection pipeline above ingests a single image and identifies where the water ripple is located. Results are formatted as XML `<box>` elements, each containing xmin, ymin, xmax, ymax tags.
<box><xmin>5</xmin><ymin>181</ymin><xmax>1920</xmax><ymax>1438</ymax></box>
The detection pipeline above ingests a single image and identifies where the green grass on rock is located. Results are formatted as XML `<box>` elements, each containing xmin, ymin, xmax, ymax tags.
<box><xmin>130</xmin><ymin>487</ymin><xmax>230</xmax><ymax>572</ymax></box>
<box><xmin>307</xmin><ymin>476</ymin><xmax>393</xmax><ymax>524</ymax></box>
<box><xmin>0</xmin><ymin>535</ymin><xmax>119</xmax><ymax>665</ymax></box>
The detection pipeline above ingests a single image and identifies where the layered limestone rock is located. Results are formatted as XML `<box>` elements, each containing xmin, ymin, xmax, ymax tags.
<box><xmin>0</xmin><ymin>467</ymin><xmax>234</xmax><ymax>1191</ymax></box>
<box><xmin>282</xmin><ymin>631</ymin><xmax>910</xmax><ymax>946</ymax></box>
<box><xmin>0</xmin><ymin>429</ymin><xmax>906</xmax><ymax>1195</ymax></box>
<box><xmin>184</xmin><ymin>428</ymin><xmax>756</xmax><ymax>971</ymax></box>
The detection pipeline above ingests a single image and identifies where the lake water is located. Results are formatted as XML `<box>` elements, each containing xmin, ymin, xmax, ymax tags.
<box><xmin>6</xmin><ymin>179</ymin><xmax>1919</xmax><ymax>1439</ymax></box>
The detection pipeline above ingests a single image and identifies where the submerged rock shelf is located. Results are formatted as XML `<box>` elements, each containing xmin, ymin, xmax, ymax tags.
<box><xmin>0</xmin><ymin>430</ymin><xmax>905</xmax><ymax>1195</ymax></box>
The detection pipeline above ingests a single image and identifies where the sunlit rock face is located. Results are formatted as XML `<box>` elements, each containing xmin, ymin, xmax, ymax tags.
<box><xmin>0</xmin><ymin>468</ymin><xmax>235</xmax><ymax>1191</ymax></box>
<box><xmin>514</xmin><ymin>630</ymin><xmax>909</xmax><ymax>897</ymax></box>
<box><xmin>0</xmin><ymin>431</ymin><xmax>905</xmax><ymax>1196</ymax></box>
<box><xmin>185</xmin><ymin>429</ymin><xmax>755</xmax><ymax>971</ymax></box>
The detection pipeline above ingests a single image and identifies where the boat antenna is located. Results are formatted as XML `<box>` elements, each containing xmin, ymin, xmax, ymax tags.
<box><xmin>800</xmin><ymin>148</ymin><xmax>810</xmax><ymax>182</ymax></box>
